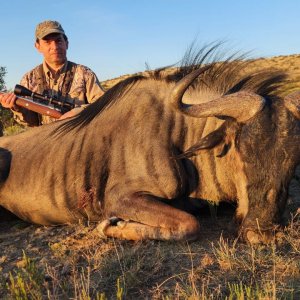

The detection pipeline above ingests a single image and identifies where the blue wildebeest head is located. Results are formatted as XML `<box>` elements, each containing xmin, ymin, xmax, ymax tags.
<box><xmin>171</xmin><ymin>63</ymin><xmax>300</xmax><ymax>243</ymax></box>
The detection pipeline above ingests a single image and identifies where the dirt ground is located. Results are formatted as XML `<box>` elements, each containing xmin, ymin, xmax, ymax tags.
<box><xmin>0</xmin><ymin>168</ymin><xmax>299</xmax><ymax>298</ymax></box>
<box><xmin>0</xmin><ymin>203</ymin><xmax>232</xmax><ymax>271</ymax></box>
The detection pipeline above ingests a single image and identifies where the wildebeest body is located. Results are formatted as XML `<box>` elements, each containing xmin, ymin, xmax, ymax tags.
<box><xmin>0</xmin><ymin>81</ymin><xmax>193</xmax><ymax>221</ymax></box>
<box><xmin>1</xmin><ymin>48</ymin><xmax>300</xmax><ymax>243</ymax></box>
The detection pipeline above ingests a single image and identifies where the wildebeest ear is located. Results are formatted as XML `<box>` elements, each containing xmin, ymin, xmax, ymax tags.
<box><xmin>176</xmin><ymin>126</ymin><xmax>225</xmax><ymax>159</ymax></box>
<box><xmin>284</xmin><ymin>91</ymin><xmax>300</xmax><ymax>119</ymax></box>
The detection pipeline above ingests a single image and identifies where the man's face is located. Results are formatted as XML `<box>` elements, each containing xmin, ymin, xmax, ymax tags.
<box><xmin>35</xmin><ymin>33</ymin><xmax>68</xmax><ymax>66</ymax></box>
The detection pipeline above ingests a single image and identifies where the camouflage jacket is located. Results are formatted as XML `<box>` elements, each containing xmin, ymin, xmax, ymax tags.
<box><xmin>13</xmin><ymin>60</ymin><xmax>104</xmax><ymax>126</ymax></box>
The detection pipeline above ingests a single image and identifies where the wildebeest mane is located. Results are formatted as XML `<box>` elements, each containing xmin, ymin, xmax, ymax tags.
<box><xmin>152</xmin><ymin>42</ymin><xmax>286</xmax><ymax>99</ymax></box>
<box><xmin>174</xmin><ymin>44</ymin><xmax>286</xmax><ymax>98</ymax></box>
<box><xmin>53</xmin><ymin>74</ymin><xmax>145</xmax><ymax>135</ymax></box>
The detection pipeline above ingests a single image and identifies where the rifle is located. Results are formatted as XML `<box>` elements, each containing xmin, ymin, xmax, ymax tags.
<box><xmin>0</xmin><ymin>85</ymin><xmax>75</xmax><ymax>119</ymax></box>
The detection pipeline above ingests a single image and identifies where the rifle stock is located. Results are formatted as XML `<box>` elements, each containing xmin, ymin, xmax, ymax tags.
<box><xmin>0</xmin><ymin>91</ymin><xmax>63</xmax><ymax>119</ymax></box>
<box><xmin>15</xmin><ymin>96</ymin><xmax>63</xmax><ymax>119</ymax></box>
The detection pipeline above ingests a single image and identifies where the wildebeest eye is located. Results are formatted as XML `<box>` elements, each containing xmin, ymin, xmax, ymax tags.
<box><xmin>217</xmin><ymin>142</ymin><xmax>231</xmax><ymax>157</ymax></box>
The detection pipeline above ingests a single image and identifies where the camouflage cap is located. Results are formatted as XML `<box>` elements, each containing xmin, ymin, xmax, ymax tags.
<box><xmin>35</xmin><ymin>20</ymin><xmax>66</xmax><ymax>40</ymax></box>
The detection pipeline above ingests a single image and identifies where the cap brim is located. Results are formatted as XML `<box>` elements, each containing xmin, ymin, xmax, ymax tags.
<box><xmin>37</xmin><ymin>29</ymin><xmax>65</xmax><ymax>40</ymax></box>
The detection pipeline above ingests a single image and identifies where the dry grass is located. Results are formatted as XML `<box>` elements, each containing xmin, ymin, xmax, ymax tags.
<box><xmin>0</xmin><ymin>211</ymin><xmax>299</xmax><ymax>299</ymax></box>
<box><xmin>0</xmin><ymin>200</ymin><xmax>299</xmax><ymax>299</ymax></box>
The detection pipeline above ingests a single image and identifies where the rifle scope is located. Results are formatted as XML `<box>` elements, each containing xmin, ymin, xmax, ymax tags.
<box><xmin>14</xmin><ymin>84</ymin><xmax>74</xmax><ymax>110</ymax></box>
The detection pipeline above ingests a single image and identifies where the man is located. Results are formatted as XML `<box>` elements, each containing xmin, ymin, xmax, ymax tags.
<box><xmin>0</xmin><ymin>20</ymin><xmax>104</xmax><ymax>126</ymax></box>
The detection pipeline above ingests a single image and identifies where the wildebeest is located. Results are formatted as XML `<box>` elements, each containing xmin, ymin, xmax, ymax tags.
<box><xmin>0</xmin><ymin>46</ymin><xmax>299</xmax><ymax>243</ymax></box>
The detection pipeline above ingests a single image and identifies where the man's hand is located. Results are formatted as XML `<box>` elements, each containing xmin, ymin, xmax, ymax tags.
<box><xmin>59</xmin><ymin>106</ymin><xmax>85</xmax><ymax>120</ymax></box>
<box><xmin>0</xmin><ymin>93</ymin><xmax>18</xmax><ymax>110</ymax></box>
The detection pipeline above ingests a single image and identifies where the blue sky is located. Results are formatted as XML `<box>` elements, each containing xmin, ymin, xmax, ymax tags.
<box><xmin>1</xmin><ymin>0</ymin><xmax>300</xmax><ymax>89</ymax></box>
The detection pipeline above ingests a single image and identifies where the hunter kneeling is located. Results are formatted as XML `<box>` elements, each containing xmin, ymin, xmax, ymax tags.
<box><xmin>0</xmin><ymin>20</ymin><xmax>104</xmax><ymax>126</ymax></box>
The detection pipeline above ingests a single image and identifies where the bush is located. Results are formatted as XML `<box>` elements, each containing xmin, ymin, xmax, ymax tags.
<box><xmin>0</xmin><ymin>66</ymin><xmax>6</xmax><ymax>90</ymax></box>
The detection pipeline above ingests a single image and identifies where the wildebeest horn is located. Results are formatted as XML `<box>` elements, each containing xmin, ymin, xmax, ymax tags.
<box><xmin>283</xmin><ymin>91</ymin><xmax>300</xmax><ymax>119</ymax></box>
<box><xmin>171</xmin><ymin>70</ymin><xmax>266</xmax><ymax>123</ymax></box>
<box><xmin>171</xmin><ymin>65</ymin><xmax>211</xmax><ymax>110</ymax></box>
